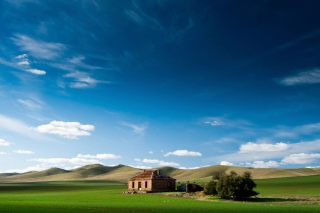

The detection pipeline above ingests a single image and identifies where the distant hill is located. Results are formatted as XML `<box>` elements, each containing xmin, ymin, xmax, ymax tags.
<box><xmin>0</xmin><ymin>164</ymin><xmax>319</xmax><ymax>183</ymax></box>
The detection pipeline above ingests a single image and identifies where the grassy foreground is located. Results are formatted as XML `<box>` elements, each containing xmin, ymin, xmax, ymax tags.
<box><xmin>0</xmin><ymin>177</ymin><xmax>319</xmax><ymax>213</ymax></box>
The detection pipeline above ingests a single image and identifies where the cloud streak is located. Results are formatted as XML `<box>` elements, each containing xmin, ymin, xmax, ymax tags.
<box><xmin>26</xmin><ymin>69</ymin><xmax>46</xmax><ymax>75</ymax></box>
<box><xmin>11</xmin><ymin>34</ymin><xmax>65</xmax><ymax>60</ymax></box>
<box><xmin>239</xmin><ymin>142</ymin><xmax>289</xmax><ymax>153</ymax></box>
<box><xmin>119</xmin><ymin>121</ymin><xmax>147</xmax><ymax>135</ymax></box>
<box><xmin>13</xmin><ymin>149</ymin><xmax>34</xmax><ymax>154</ymax></box>
<box><xmin>77</xmin><ymin>154</ymin><xmax>121</xmax><ymax>159</ymax></box>
<box><xmin>64</xmin><ymin>71</ymin><xmax>107</xmax><ymax>88</ymax></box>
<box><xmin>164</xmin><ymin>150</ymin><xmax>202</xmax><ymax>157</ymax></box>
<box><xmin>280</xmin><ymin>68</ymin><xmax>320</xmax><ymax>86</ymax></box>
<box><xmin>17</xmin><ymin>98</ymin><xmax>43</xmax><ymax>110</ymax></box>
<box><xmin>142</xmin><ymin>158</ymin><xmax>179</xmax><ymax>166</ymax></box>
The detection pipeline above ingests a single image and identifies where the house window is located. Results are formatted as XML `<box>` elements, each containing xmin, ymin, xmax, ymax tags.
<box><xmin>145</xmin><ymin>181</ymin><xmax>148</xmax><ymax>188</ymax></box>
<box><xmin>132</xmin><ymin>181</ymin><xmax>135</xmax><ymax>188</ymax></box>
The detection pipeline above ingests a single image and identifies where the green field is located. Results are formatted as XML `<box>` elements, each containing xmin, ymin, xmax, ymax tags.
<box><xmin>0</xmin><ymin>177</ymin><xmax>319</xmax><ymax>213</ymax></box>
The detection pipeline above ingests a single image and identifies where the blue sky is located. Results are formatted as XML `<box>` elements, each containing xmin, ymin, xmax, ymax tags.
<box><xmin>1</xmin><ymin>0</ymin><xmax>320</xmax><ymax>173</ymax></box>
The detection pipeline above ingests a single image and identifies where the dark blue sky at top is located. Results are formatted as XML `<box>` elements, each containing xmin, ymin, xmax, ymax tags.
<box><xmin>1</xmin><ymin>0</ymin><xmax>320</xmax><ymax>171</ymax></box>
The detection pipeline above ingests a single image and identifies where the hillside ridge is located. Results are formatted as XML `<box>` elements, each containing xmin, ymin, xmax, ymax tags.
<box><xmin>0</xmin><ymin>164</ymin><xmax>319</xmax><ymax>183</ymax></box>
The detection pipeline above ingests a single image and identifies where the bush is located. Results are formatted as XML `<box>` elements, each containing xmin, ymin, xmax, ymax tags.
<box><xmin>211</xmin><ymin>171</ymin><xmax>259</xmax><ymax>200</ymax></box>
<box><xmin>203</xmin><ymin>180</ymin><xmax>217</xmax><ymax>195</ymax></box>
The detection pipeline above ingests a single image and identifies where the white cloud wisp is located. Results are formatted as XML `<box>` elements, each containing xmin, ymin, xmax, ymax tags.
<box><xmin>77</xmin><ymin>154</ymin><xmax>121</xmax><ymax>159</ymax></box>
<box><xmin>280</xmin><ymin>68</ymin><xmax>320</xmax><ymax>86</ymax></box>
<box><xmin>0</xmin><ymin>139</ymin><xmax>11</xmax><ymax>146</ymax></box>
<box><xmin>142</xmin><ymin>159</ymin><xmax>179</xmax><ymax>167</ymax></box>
<box><xmin>239</xmin><ymin>142</ymin><xmax>289</xmax><ymax>153</ymax></box>
<box><xmin>12</xmin><ymin>34</ymin><xmax>65</xmax><ymax>60</ymax></box>
<box><xmin>164</xmin><ymin>150</ymin><xmax>202</xmax><ymax>157</ymax></box>
<box><xmin>13</xmin><ymin>149</ymin><xmax>34</xmax><ymax>154</ymax></box>
<box><xmin>34</xmin><ymin>121</ymin><xmax>94</xmax><ymax>139</ymax></box>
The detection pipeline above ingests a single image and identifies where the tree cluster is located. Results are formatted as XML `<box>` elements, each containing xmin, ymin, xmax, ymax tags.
<box><xmin>204</xmin><ymin>171</ymin><xmax>258</xmax><ymax>200</ymax></box>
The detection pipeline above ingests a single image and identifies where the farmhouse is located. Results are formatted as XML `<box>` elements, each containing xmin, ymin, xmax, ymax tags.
<box><xmin>128</xmin><ymin>169</ymin><xmax>176</xmax><ymax>192</ymax></box>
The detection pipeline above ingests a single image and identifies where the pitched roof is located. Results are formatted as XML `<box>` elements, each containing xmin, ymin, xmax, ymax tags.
<box><xmin>129</xmin><ymin>170</ymin><xmax>176</xmax><ymax>181</ymax></box>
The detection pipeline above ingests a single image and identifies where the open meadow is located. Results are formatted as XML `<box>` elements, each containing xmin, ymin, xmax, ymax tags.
<box><xmin>0</xmin><ymin>176</ymin><xmax>320</xmax><ymax>213</ymax></box>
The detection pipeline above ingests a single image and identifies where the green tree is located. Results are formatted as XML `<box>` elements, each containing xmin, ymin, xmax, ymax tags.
<box><xmin>213</xmin><ymin>171</ymin><xmax>258</xmax><ymax>200</ymax></box>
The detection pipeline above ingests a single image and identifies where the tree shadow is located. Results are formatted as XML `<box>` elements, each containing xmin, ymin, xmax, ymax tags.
<box><xmin>245</xmin><ymin>197</ymin><xmax>299</xmax><ymax>202</ymax></box>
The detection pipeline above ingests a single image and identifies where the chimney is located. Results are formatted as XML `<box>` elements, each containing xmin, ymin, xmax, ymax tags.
<box><xmin>157</xmin><ymin>170</ymin><xmax>160</xmax><ymax>175</ymax></box>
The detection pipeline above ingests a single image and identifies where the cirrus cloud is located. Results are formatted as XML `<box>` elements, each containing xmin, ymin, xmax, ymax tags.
<box><xmin>26</xmin><ymin>69</ymin><xmax>46</xmax><ymax>75</ymax></box>
<box><xmin>33</xmin><ymin>121</ymin><xmax>94</xmax><ymax>139</ymax></box>
<box><xmin>77</xmin><ymin>153</ymin><xmax>121</xmax><ymax>159</ymax></box>
<box><xmin>164</xmin><ymin>149</ymin><xmax>202</xmax><ymax>157</ymax></box>
<box><xmin>280</xmin><ymin>68</ymin><xmax>320</xmax><ymax>86</ymax></box>
<box><xmin>142</xmin><ymin>158</ymin><xmax>179</xmax><ymax>166</ymax></box>
<box><xmin>29</xmin><ymin>157</ymin><xmax>102</xmax><ymax>165</ymax></box>
<box><xmin>13</xmin><ymin>149</ymin><xmax>34</xmax><ymax>154</ymax></box>
<box><xmin>11</xmin><ymin>34</ymin><xmax>65</xmax><ymax>60</ymax></box>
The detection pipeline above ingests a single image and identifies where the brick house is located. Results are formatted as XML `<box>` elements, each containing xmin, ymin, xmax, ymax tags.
<box><xmin>128</xmin><ymin>169</ymin><xmax>176</xmax><ymax>192</ymax></box>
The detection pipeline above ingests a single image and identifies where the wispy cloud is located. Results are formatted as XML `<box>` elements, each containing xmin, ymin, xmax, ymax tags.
<box><xmin>77</xmin><ymin>153</ymin><xmax>121</xmax><ymax>159</ymax></box>
<box><xmin>11</xmin><ymin>34</ymin><xmax>65</xmax><ymax>60</ymax></box>
<box><xmin>0</xmin><ymin>114</ymin><xmax>45</xmax><ymax>139</ymax></box>
<box><xmin>15</xmin><ymin>54</ymin><xmax>30</xmax><ymax>66</ymax></box>
<box><xmin>129</xmin><ymin>165</ymin><xmax>152</xmax><ymax>169</ymax></box>
<box><xmin>119</xmin><ymin>121</ymin><xmax>147</xmax><ymax>135</ymax></box>
<box><xmin>239</xmin><ymin>142</ymin><xmax>289</xmax><ymax>153</ymax></box>
<box><xmin>17</xmin><ymin>98</ymin><xmax>43</xmax><ymax>110</ymax></box>
<box><xmin>29</xmin><ymin>157</ymin><xmax>102</xmax><ymax>165</ymax></box>
<box><xmin>0</xmin><ymin>139</ymin><xmax>11</xmax><ymax>146</ymax></box>
<box><xmin>203</xmin><ymin>117</ymin><xmax>252</xmax><ymax>129</ymax></box>
<box><xmin>281</xmin><ymin>153</ymin><xmax>320</xmax><ymax>164</ymax></box>
<box><xmin>33</xmin><ymin>121</ymin><xmax>94</xmax><ymax>139</ymax></box>
<box><xmin>164</xmin><ymin>150</ymin><xmax>202</xmax><ymax>157</ymax></box>
<box><xmin>246</xmin><ymin>160</ymin><xmax>280</xmax><ymax>168</ymax></box>
<box><xmin>279</xmin><ymin>68</ymin><xmax>320</xmax><ymax>86</ymax></box>
<box><xmin>205</xmin><ymin>120</ymin><xmax>223</xmax><ymax>126</ymax></box>
<box><xmin>0</xmin><ymin>151</ymin><xmax>9</xmax><ymax>155</ymax></box>
<box><xmin>64</xmin><ymin>71</ymin><xmax>107</xmax><ymax>88</ymax></box>
<box><xmin>142</xmin><ymin>158</ymin><xmax>179</xmax><ymax>167</ymax></box>
<box><xmin>276</xmin><ymin>29</ymin><xmax>320</xmax><ymax>50</ymax></box>
<box><xmin>25</xmin><ymin>69</ymin><xmax>46</xmax><ymax>75</ymax></box>
<box><xmin>13</xmin><ymin>149</ymin><xmax>34</xmax><ymax>154</ymax></box>
<box><xmin>125</xmin><ymin>0</ymin><xmax>162</xmax><ymax>30</ymax></box>
<box><xmin>274</xmin><ymin>122</ymin><xmax>320</xmax><ymax>139</ymax></box>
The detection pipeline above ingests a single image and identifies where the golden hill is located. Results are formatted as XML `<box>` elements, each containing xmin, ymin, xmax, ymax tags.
<box><xmin>0</xmin><ymin>164</ymin><xmax>319</xmax><ymax>183</ymax></box>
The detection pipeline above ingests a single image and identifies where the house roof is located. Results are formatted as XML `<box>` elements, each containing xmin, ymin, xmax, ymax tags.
<box><xmin>129</xmin><ymin>170</ymin><xmax>176</xmax><ymax>181</ymax></box>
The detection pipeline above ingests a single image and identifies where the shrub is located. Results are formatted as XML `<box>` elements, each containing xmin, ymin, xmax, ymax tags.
<box><xmin>203</xmin><ymin>180</ymin><xmax>217</xmax><ymax>195</ymax></box>
<box><xmin>212</xmin><ymin>171</ymin><xmax>259</xmax><ymax>200</ymax></box>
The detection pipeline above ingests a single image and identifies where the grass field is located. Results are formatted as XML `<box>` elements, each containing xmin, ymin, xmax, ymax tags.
<box><xmin>0</xmin><ymin>177</ymin><xmax>320</xmax><ymax>213</ymax></box>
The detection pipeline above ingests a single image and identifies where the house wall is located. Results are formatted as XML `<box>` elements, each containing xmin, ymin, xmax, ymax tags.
<box><xmin>152</xmin><ymin>179</ymin><xmax>176</xmax><ymax>191</ymax></box>
<box><xmin>128</xmin><ymin>180</ymin><xmax>152</xmax><ymax>191</ymax></box>
<box><xmin>128</xmin><ymin>179</ymin><xmax>176</xmax><ymax>191</ymax></box>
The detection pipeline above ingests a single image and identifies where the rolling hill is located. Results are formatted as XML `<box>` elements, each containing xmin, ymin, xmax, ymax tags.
<box><xmin>0</xmin><ymin>164</ymin><xmax>319</xmax><ymax>183</ymax></box>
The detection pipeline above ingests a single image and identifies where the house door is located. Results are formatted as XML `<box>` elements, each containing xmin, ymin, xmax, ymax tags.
<box><xmin>138</xmin><ymin>182</ymin><xmax>141</xmax><ymax>190</ymax></box>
